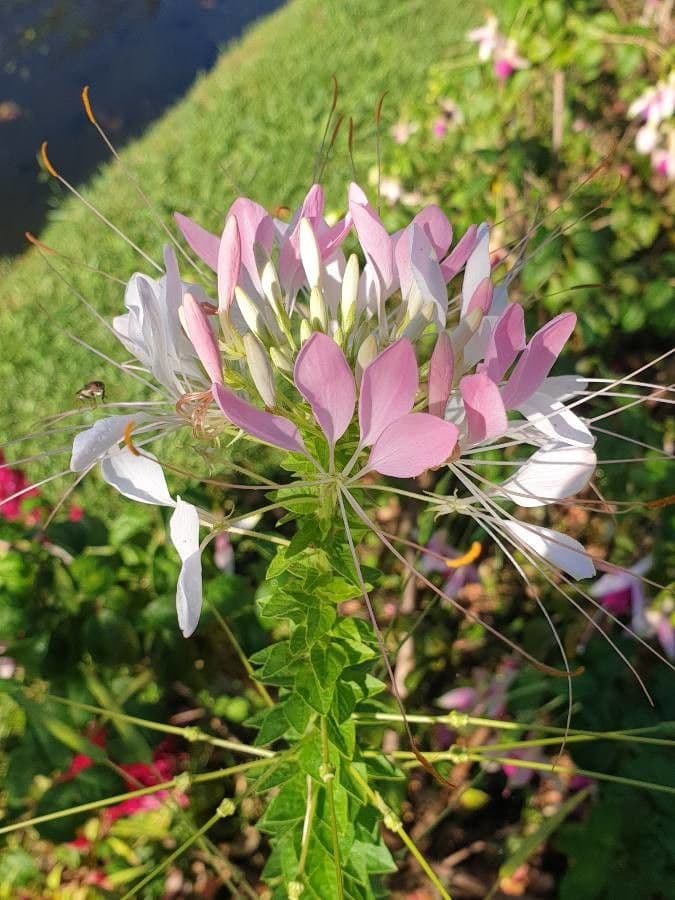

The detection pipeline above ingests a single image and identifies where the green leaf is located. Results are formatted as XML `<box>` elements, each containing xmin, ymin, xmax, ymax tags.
<box><xmin>295</xmin><ymin>643</ymin><xmax>348</xmax><ymax>714</ymax></box>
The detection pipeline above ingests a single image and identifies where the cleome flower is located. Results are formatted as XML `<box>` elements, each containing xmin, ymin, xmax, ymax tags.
<box><xmin>5</xmin><ymin>175</ymin><xmax>671</xmax><ymax>680</ymax></box>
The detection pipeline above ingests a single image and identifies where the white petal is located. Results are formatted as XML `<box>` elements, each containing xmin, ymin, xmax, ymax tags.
<box><xmin>495</xmin><ymin>445</ymin><xmax>596</xmax><ymax>508</ymax></box>
<box><xmin>503</xmin><ymin>521</ymin><xmax>595</xmax><ymax>580</ymax></box>
<box><xmin>101</xmin><ymin>446</ymin><xmax>175</xmax><ymax>507</ymax></box>
<box><xmin>70</xmin><ymin>415</ymin><xmax>147</xmax><ymax>472</ymax></box>
<box><xmin>461</xmin><ymin>223</ymin><xmax>490</xmax><ymax>316</ymax></box>
<box><xmin>517</xmin><ymin>381</ymin><xmax>593</xmax><ymax>448</ymax></box>
<box><xmin>170</xmin><ymin>498</ymin><xmax>203</xmax><ymax>637</ymax></box>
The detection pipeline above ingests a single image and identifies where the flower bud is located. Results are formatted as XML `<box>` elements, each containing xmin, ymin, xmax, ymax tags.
<box><xmin>355</xmin><ymin>334</ymin><xmax>378</xmax><ymax>384</ymax></box>
<box><xmin>341</xmin><ymin>253</ymin><xmax>359</xmax><ymax>333</ymax></box>
<box><xmin>235</xmin><ymin>286</ymin><xmax>267</xmax><ymax>343</ymax></box>
<box><xmin>261</xmin><ymin>259</ymin><xmax>283</xmax><ymax>313</ymax></box>
<box><xmin>299</xmin><ymin>217</ymin><xmax>321</xmax><ymax>289</ymax></box>
<box><xmin>270</xmin><ymin>346</ymin><xmax>294</xmax><ymax>374</ymax></box>
<box><xmin>243</xmin><ymin>333</ymin><xmax>276</xmax><ymax>408</ymax></box>
<box><xmin>299</xmin><ymin>317</ymin><xmax>313</xmax><ymax>345</ymax></box>
<box><xmin>309</xmin><ymin>286</ymin><xmax>328</xmax><ymax>332</ymax></box>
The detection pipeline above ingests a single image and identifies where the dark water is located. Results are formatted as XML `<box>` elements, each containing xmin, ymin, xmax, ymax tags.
<box><xmin>0</xmin><ymin>0</ymin><xmax>283</xmax><ymax>255</ymax></box>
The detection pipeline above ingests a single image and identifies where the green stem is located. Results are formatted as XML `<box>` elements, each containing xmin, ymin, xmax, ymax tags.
<box><xmin>121</xmin><ymin>801</ymin><xmax>233</xmax><ymax>899</ymax></box>
<box><xmin>348</xmin><ymin>764</ymin><xmax>452</xmax><ymax>900</ymax></box>
<box><xmin>39</xmin><ymin>691</ymin><xmax>275</xmax><ymax>754</ymax></box>
<box><xmin>370</xmin><ymin>748</ymin><xmax>675</xmax><ymax>796</ymax></box>
<box><xmin>297</xmin><ymin>775</ymin><xmax>317</xmax><ymax>878</ymax></box>
<box><xmin>321</xmin><ymin>717</ymin><xmax>345</xmax><ymax>900</ymax></box>
<box><xmin>0</xmin><ymin>759</ymin><xmax>271</xmax><ymax>837</ymax></box>
<box><xmin>352</xmin><ymin>712</ymin><xmax>675</xmax><ymax>748</ymax></box>
<box><xmin>209</xmin><ymin>608</ymin><xmax>275</xmax><ymax>708</ymax></box>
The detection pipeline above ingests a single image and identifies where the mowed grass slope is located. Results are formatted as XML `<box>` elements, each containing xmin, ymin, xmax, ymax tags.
<box><xmin>0</xmin><ymin>0</ymin><xmax>475</xmax><ymax>450</ymax></box>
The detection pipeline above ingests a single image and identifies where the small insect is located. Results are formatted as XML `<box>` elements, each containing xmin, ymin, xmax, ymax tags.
<box><xmin>76</xmin><ymin>380</ymin><xmax>106</xmax><ymax>405</ymax></box>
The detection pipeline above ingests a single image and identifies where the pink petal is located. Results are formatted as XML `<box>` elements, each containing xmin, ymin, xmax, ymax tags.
<box><xmin>217</xmin><ymin>216</ymin><xmax>241</xmax><ymax>311</ymax></box>
<box><xmin>465</xmin><ymin>277</ymin><xmax>493</xmax><ymax>316</ymax></box>
<box><xmin>359</xmin><ymin>339</ymin><xmax>418</xmax><ymax>446</ymax></box>
<box><xmin>428</xmin><ymin>332</ymin><xmax>454</xmax><ymax>418</ymax></box>
<box><xmin>440</xmin><ymin>224</ymin><xmax>478</xmax><ymax>281</ymax></box>
<box><xmin>412</xmin><ymin>205</ymin><xmax>453</xmax><ymax>258</ymax></box>
<box><xmin>349</xmin><ymin>183</ymin><xmax>394</xmax><ymax>293</ymax></box>
<box><xmin>367</xmin><ymin>413</ymin><xmax>458</xmax><ymax>478</ymax></box>
<box><xmin>183</xmin><ymin>293</ymin><xmax>223</xmax><ymax>385</ymax></box>
<box><xmin>501</xmin><ymin>312</ymin><xmax>577</xmax><ymax>410</ymax></box>
<box><xmin>318</xmin><ymin>214</ymin><xmax>352</xmax><ymax>261</ymax></box>
<box><xmin>229</xmin><ymin>197</ymin><xmax>275</xmax><ymax>291</ymax></box>
<box><xmin>174</xmin><ymin>213</ymin><xmax>219</xmax><ymax>271</ymax></box>
<box><xmin>212</xmin><ymin>383</ymin><xmax>305</xmax><ymax>454</ymax></box>
<box><xmin>294</xmin><ymin>333</ymin><xmax>356</xmax><ymax>446</ymax></box>
<box><xmin>480</xmin><ymin>303</ymin><xmax>525</xmax><ymax>382</ymax></box>
<box><xmin>460</xmin><ymin>372</ymin><xmax>508</xmax><ymax>444</ymax></box>
<box><xmin>298</xmin><ymin>183</ymin><xmax>325</xmax><ymax>219</ymax></box>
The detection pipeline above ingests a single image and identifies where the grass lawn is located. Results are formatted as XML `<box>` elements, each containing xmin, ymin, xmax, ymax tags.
<box><xmin>0</xmin><ymin>0</ymin><xmax>477</xmax><ymax>458</ymax></box>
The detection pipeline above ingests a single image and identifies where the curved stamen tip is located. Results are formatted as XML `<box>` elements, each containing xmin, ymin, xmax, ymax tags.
<box><xmin>445</xmin><ymin>541</ymin><xmax>482</xmax><ymax>569</ymax></box>
<box><xmin>40</xmin><ymin>142</ymin><xmax>58</xmax><ymax>179</ymax></box>
<box><xmin>25</xmin><ymin>232</ymin><xmax>55</xmax><ymax>254</ymax></box>
<box><xmin>81</xmin><ymin>85</ymin><xmax>96</xmax><ymax>125</ymax></box>
<box><xmin>123</xmin><ymin>421</ymin><xmax>141</xmax><ymax>457</ymax></box>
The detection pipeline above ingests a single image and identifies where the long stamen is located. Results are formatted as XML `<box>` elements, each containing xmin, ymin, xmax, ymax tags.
<box><xmin>40</xmin><ymin>141</ymin><xmax>162</xmax><ymax>272</ymax></box>
<box><xmin>80</xmin><ymin>86</ymin><xmax>205</xmax><ymax>277</ymax></box>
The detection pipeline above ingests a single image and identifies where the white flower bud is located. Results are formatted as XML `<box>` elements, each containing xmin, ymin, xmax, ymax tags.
<box><xmin>243</xmin><ymin>333</ymin><xmax>276</xmax><ymax>408</ymax></box>
<box><xmin>355</xmin><ymin>334</ymin><xmax>378</xmax><ymax>384</ymax></box>
<box><xmin>309</xmin><ymin>286</ymin><xmax>328</xmax><ymax>332</ymax></box>
<box><xmin>299</xmin><ymin>217</ymin><xmax>322</xmax><ymax>289</ymax></box>
<box><xmin>299</xmin><ymin>318</ymin><xmax>313</xmax><ymax>345</ymax></box>
<box><xmin>270</xmin><ymin>346</ymin><xmax>294</xmax><ymax>374</ymax></box>
<box><xmin>341</xmin><ymin>253</ymin><xmax>359</xmax><ymax>333</ymax></box>
<box><xmin>261</xmin><ymin>259</ymin><xmax>283</xmax><ymax>313</ymax></box>
<box><xmin>235</xmin><ymin>287</ymin><xmax>267</xmax><ymax>342</ymax></box>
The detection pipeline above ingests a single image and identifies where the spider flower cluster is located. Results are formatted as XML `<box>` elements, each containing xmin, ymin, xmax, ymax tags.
<box><xmin>68</xmin><ymin>182</ymin><xmax>598</xmax><ymax>637</ymax></box>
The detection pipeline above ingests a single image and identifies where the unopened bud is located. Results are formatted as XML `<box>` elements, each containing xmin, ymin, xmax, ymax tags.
<box><xmin>270</xmin><ymin>346</ymin><xmax>295</xmax><ymax>374</ymax></box>
<box><xmin>299</xmin><ymin>318</ymin><xmax>313</xmax><ymax>345</ymax></box>
<box><xmin>299</xmin><ymin>217</ymin><xmax>322</xmax><ymax>289</ymax></box>
<box><xmin>341</xmin><ymin>253</ymin><xmax>359</xmax><ymax>332</ymax></box>
<box><xmin>288</xmin><ymin>882</ymin><xmax>304</xmax><ymax>899</ymax></box>
<box><xmin>216</xmin><ymin>798</ymin><xmax>236</xmax><ymax>818</ymax></box>
<box><xmin>355</xmin><ymin>334</ymin><xmax>378</xmax><ymax>384</ymax></box>
<box><xmin>235</xmin><ymin>287</ymin><xmax>267</xmax><ymax>343</ymax></box>
<box><xmin>333</xmin><ymin>324</ymin><xmax>345</xmax><ymax>346</ymax></box>
<box><xmin>261</xmin><ymin>259</ymin><xmax>283</xmax><ymax>313</ymax></box>
<box><xmin>309</xmin><ymin>286</ymin><xmax>328</xmax><ymax>332</ymax></box>
<box><xmin>406</xmin><ymin>281</ymin><xmax>424</xmax><ymax>320</ymax></box>
<box><xmin>243</xmin><ymin>333</ymin><xmax>276</xmax><ymax>407</ymax></box>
